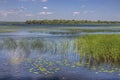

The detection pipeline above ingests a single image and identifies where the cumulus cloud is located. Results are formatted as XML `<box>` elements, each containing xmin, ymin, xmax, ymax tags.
<box><xmin>73</xmin><ymin>11</ymin><xmax>80</xmax><ymax>16</ymax></box>
<box><xmin>43</xmin><ymin>6</ymin><xmax>48</xmax><ymax>9</ymax></box>
<box><xmin>31</xmin><ymin>0</ymin><xmax>48</xmax><ymax>2</ymax></box>
<box><xmin>39</xmin><ymin>11</ymin><xmax>53</xmax><ymax>15</ymax></box>
<box><xmin>18</xmin><ymin>0</ymin><xmax>48</xmax><ymax>2</ymax></box>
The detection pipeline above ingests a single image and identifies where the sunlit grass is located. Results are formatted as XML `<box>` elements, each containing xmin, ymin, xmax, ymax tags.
<box><xmin>76</xmin><ymin>34</ymin><xmax>120</xmax><ymax>67</ymax></box>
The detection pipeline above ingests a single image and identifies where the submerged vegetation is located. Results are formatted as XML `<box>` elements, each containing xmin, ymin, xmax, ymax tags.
<box><xmin>31</xmin><ymin>39</ymin><xmax>44</xmax><ymax>50</ymax></box>
<box><xmin>1</xmin><ymin>34</ymin><xmax>120</xmax><ymax>77</ymax></box>
<box><xmin>1</xmin><ymin>34</ymin><xmax>120</xmax><ymax>67</ymax></box>
<box><xmin>26</xmin><ymin>20</ymin><xmax>120</xmax><ymax>24</ymax></box>
<box><xmin>0</xmin><ymin>29</ymin><xmax>19</xmax><ymax>33</ymax></box>
<box><xmin>77</xmin><ymin>34</ymin><xmax>120</xmax><ymax>67</ymax></box>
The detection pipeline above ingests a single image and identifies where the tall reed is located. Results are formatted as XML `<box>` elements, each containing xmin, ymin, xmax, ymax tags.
<box><xmin>76</xmin><ymin>34</ymin><xmax>120</xmax><ymax>67</ymax></box>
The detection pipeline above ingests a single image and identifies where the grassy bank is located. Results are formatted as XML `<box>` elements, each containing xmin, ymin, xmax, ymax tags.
<box><xmin>77</xmin><ymin>34</ymin><xmax>120</xmax><ymax>67</ymax></box>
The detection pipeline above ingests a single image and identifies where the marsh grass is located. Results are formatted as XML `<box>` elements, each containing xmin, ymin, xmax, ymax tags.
<box><xmin>77</xmin><ymin>34</ymin><xmax>120</xmax><ymax>67</ymax></box>
<box><xmin>0</xmin><ymin>29</ymin><xmax>20</xmax><ymax>33</ymax></box>
<box><xmin>18</xmin><ymin>39</ymin><xmax>31</xmax><ymax>57</ymax></box>
<box><xmin>0</xmin><ymin>41</ymin><xmax>3</xmax><ymax>50</ymax></box>
<box><xmin>4</xmin><ymin>38</ymin><xmax>17</xmax><ymax>50</ymax></box>
<box><xmin>72</xmin><ymin>29</ymin><xmax>120</xmax><ymax>32</ymax></box>
<box><xmin>29</xmin><ymin>28</ymin><xmax>49</xmax><ymax>33</ymax></box>
<box><xmin>31</xmin><ymin>39</ymin><xmax>44</xmax><ymax>50</ymax></box>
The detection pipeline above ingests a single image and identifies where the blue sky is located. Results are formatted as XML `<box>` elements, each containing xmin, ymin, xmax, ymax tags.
<box><xmin>0</xmin><ymin>0</ymin><xmax>120</xmax><ymax>21</ymax></box>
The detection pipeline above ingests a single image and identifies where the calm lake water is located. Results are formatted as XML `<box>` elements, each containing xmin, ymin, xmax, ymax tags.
<box><xmin>0</xmin><ymin>24</ymin><xmax>120</xmax><ymax>80</ymax></box>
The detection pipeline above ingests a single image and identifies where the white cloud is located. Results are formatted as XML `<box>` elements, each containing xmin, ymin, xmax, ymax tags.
<box><xmin>43</xmin><ymin>6</ymin><xmax>48</xmax><ymax>9</ymax></box>
<box><xmin>73</xmin><ymin>11</ymin><xmax>80</xmax><ymax>16</ymax></box>
<box><xmin>31</xmin><ymin>0</ymin><xmax>48</xmax><ymax>2</ymax></box>
<box><xmin>39</xmin><ymin>11</ymin><xmax>53</xmax><ymax>15</ymax></box>
<box><xmin>0</xmin><ymin>10</ymin><xmax>17</xmax><ymax>17</ymax></box>
<box><xmin>0</xmin><ymin>6</ymin><xmax>27</xmax><ymax>17</ymax></box>
<box><xmin>18</xmin><ymin>0</ymin><xmax>48</xmax><ymax>2</ymax></box>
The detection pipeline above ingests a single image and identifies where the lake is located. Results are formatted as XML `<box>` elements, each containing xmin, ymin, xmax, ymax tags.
<box><xmin>0</xmin><ymin>24</ymin><xmax>120</xmax><ymax>80</ymax></box>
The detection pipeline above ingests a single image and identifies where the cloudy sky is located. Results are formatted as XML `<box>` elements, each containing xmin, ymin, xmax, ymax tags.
<box><xmin>0</xmin><ymin>0</ymin><xmax>120</xmax><ymax>21</ymax></box>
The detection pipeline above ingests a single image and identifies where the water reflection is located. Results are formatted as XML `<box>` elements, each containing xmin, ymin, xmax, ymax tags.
<box><xmin>0</xmin><ymin>37</ymin><xmax>120</xmax><ymax>80</ymax></box>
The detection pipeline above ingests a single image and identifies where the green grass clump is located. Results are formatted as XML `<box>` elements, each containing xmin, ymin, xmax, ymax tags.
<box><xmin>77</xmin><ymin>34</ymin><xmax>120</xmax><ymax>66</ymax></box>
<box><xmin>31</xmin><ymin>39</ymin><xmax>44</xmax><ymax>50</ymax></box>
<box><xmin>4</xmin><ymin>38</ymin><xmax>17</xmax><ymax>50</ymax></box>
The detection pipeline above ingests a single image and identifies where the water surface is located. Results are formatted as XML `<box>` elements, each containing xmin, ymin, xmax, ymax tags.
<box><xmin>0</xmin><ymin>24</ymin><xmax>120</xmax><ymax>80</ymax></box>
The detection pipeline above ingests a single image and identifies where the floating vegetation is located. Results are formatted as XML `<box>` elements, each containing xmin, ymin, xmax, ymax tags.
<box><xmin>26</xmin><ymin>57</ymin><xmax>84</xmax><ymax>75</ymax></box>
<box><xmin>27</xmin><ymin>59</ymin><xmax>56</xmax><ymax>75</ymax></box>
<box><xmin>1</xmin><ymin>34</ymin><xmax>120</xmax><ymax>78</ymax></box>
<box><xmin>75</xmin><ymin>62</ymin><xmax>82</xmax><ymax>66</ymax></box>
<box><xmin>26</xmin><ymin>57</ymin><xmax>120</xmax><ymax>77</ymax></box>
<box><xmin>29</xmin><ymin>68</ymin><xmax>33</xmax><ymax>72</ymax></box>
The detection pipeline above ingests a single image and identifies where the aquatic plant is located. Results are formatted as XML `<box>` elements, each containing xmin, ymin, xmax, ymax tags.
<box><xmin>18</xmin><ymin>39</ymin><xmax>31</xmax><ymax>57</ymax></box>
<box><xmin>3</xmin><ymin>38</ymin><xmax>17</xmax><ymax>50</ymax></box>
<box><xmin>0</xmin><ymin>41</ymin><xmax>3</xmax><ymax>50</ymax></box>
<box><xmin>31</xmin><ymin>39</ymin><xmax>44</xmax><ymax>50</ymax></box>
<box><xmin>0</xmin><ymin>29</ymin><xmax>19</xmax><ymax>33</ymax></box>
<box><xmin>76</xmin><ymin>34</ymin><xmax>120</xmax><ymax>67</ymax></box>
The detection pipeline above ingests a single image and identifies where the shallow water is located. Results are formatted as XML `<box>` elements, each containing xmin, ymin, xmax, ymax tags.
<box><xmin>0</xmin><ymin>36</ymin><xmax>120</xmax><ymax>80</ymax></box>
<box><xmin>0</xmin><ymin>25</ymin><xmax>120</xmax><ymax>80</ymax></box>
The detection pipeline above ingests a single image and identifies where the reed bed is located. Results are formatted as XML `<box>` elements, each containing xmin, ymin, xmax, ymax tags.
<box><xmin>77</xmin><ymin>34</ymin><xmax>120</xmax><ymax>67</ymax></box>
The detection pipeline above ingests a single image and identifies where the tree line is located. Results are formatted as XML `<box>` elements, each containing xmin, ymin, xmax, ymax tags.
<box><xmin>26</xmin><ymin>20</ymin><xmax>120</xmax><ymax>24</ymax></box>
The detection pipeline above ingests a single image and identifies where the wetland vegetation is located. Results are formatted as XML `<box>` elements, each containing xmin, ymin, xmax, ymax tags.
<box><xmin>76</xmin><ymin>34</ymin><xmax>120</xmax><ymax>67</ymax></box>
<box><xmin>0</xmin><ymin>24</ymin><xmax>120</xmax><ymax>80</ymax></box>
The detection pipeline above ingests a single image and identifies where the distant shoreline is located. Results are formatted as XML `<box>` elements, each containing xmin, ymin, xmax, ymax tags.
<box><xmin>0</xmin><ymin>20</ymin><xmax>120</xmax><ymax>25</ymax></box>
<box><xmin>26</xmin><ymin>20</ymin><xmax>120</xmax><ymax>24</ymax></box>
